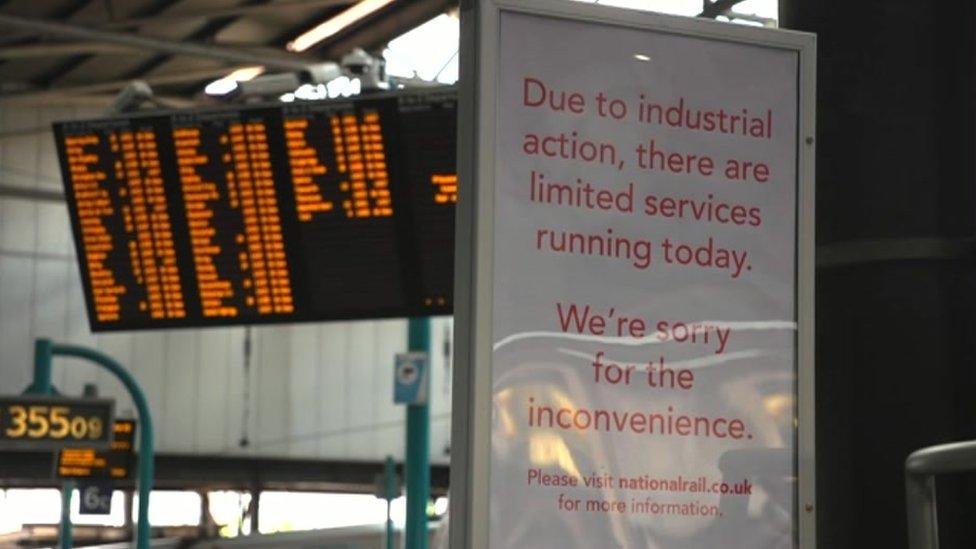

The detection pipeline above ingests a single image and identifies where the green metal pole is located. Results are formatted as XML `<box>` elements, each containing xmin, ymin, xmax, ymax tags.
<box><xmin>50</xmin><ymin>342</ymin><xmax>154</xmax><ymax>549</ymax></box>
<box><xmin>60</xmin><ymin>480</ymin><xmax>74</xmax><ymax>549</ymax></box>
<box><xmin>28</xmin><ymin>339</ymin><xmax>71</xmax><ymax>548</ymax></box>
<box><xmin>385</xmin><ymin>455</ymin><xmax>396</xmax><ymax>549</ymax></box>
<box><xmin>28</xmin><ymin>338</ymin><xmax>53</xmax><ymax>394</ymax></box>
<box><xmin>405</xmin><ymin>318</ymin><xmax>430</xmax><ymax>549</ymax></box>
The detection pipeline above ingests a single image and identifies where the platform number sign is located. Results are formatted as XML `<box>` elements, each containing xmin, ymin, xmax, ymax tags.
<box><xmin>0</xmin><ymin>396</ymin><xmax>114</xmax><ymax>450</ymax></box>
<box><xmin>79</xmin><ymin>482</ymin><xmax>114</xmax><ymax>515</ymax></box>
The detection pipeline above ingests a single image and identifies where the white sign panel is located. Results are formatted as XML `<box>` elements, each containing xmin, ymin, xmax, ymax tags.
<box><xmin>451</xmin><ymin>2</ymin><xmax>815</xmax><ymax>549</ymax></box>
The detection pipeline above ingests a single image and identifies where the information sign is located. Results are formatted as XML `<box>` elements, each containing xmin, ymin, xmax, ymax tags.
<box><xmin>78</xmin><ymin>482</ymin><xmax>114</xmax><ymax>515</ymax></box>
<box><xmin>53</xmin><ymin>89</ymin><xmax>457</xmax><ymax>331</ymax></box>
<box><xmin>0</xmin><ymin>396</ymin><xmax>114</xmax><ymax>450</ymax></box>
<box><xmin>57</xmin><ymin>419</ymin><xmax>136</xmax><ymax>479</ymax></box>
<box><xmin>451</xmin><ymin>1</ymin><xmax>816</xmax><ymax>548</ymax></box>
<box><xmin>394</xmin><ymin>352</ymin><xmax>429</xmax><ymax>405</ymax></box>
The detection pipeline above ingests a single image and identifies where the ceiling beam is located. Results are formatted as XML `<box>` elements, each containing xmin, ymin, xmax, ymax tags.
<box><xmin>699</xmin><ymin>0</ymin><xmax>746</xmax><ymax>18</ymax></box>
<box><xmin>24</xmin><ymin>0</ymin><xmax>188</xmax><ymax>90</ymax></box>
<box><xmin>0</xmin><ymin>92</ymin><xmax>197</xmax><ymax>112</ymax></box>
<box><xmin>0</xmin><ymin>40</ymin><xmax>290</xmax><ymax>60</ymax></box>
<box><xmin>0</xmin><ymin>184</ymin><xmax>64</xmax><ymax>202</ymax></box>
<box><xmin>725</xmin><ymin>11</ymin><xmax>776</xmax><ymax>26</ymax></box>
<box><xmin>99</xmin><ymin>0</ymin><xmax>354</xmax><ymax>30</ymax></box>
<box><xmin>0</xmin><ymin>13</ymin><xmax>317</xmax><ymax>72</ymax></box>
<box><xmin>0</xmin><ymin>41</ymin><xmax>141</xmax><ymax>59</ymax></box>
<box><xmin>0</xmin><ymin>452</ymin><xmax>451</xmax><ymax>495</ymax></box>
<box><xmin>0</xmin><ymin>66</ymin><xmax>243</xmax><ymax>100</ymax></box>
<box><xmin>105</xmin><ymin>0</ymin><xmax>287</xmax><ymax>96</ymax></box>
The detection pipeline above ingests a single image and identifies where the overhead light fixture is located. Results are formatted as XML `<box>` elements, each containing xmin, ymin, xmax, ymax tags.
<box><xmin>204</xmin><ymin>66</ymin><xmax>265</xmax><ymax>96</ymax></box>
<box><xmin>288</xmin><ymin>0</ymin><xmax>396</xmax><ymax>52</ymax></box>
<box><xmin>633</xmin><ymin>53</ymin><xmax>652</xmax><ymax>62</ymax></box>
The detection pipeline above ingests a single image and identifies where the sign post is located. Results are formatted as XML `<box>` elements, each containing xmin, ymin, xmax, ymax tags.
<box><xmin>403</xmin><ymin>318</ymin><xmax>431</xmax><ymax>549</ymax></box>
<box><xmin>60</xmin><ymin>480</ymin><xmax>75</xmax><ymax>547</ymax></box>
<box><xmin>452</xmin><ymin>1</ymin><xmax>815</xmax><ymax>548</ymax></box>
<box><xmin>29</xmin><ymin>339</ymin><xmax>156</xmax><ymax>549</ymax></box>
<box><xmin>375</xmin><ymin>455</ymin><xmax>400</xmax><ymax>549</ymax></box>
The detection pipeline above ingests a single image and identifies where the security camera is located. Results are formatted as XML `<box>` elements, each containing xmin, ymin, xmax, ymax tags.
<box><xmin>108</xmin><ymin>80</ymin><xmax>155</xmax><ymax>114</ymax></box>
<box><xmin>228</xmin><ymin>48</ymin><xmax>389</xmax><ymax>102</ymax></box>
<box><xmin>303</xmin><ymin>61</ymin><xmax>343</xmax><ymax>85</ymax></box>
<box><xmin>235</xmin><ymin>72</ymin><xmax>303</xmax><ymax>100</ymax></box>
<box><xmin>340</xmin><ymin>48</ymin><xmax>389</xmax><ymax>91</ymax></box>
<box><xmin>340</xmin><ymin>48</ymin><xmax>373</xmax><ymax>76</ymax></box>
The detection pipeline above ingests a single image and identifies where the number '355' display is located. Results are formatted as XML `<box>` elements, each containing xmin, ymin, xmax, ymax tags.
<box><xmin>0</xmin><ymin>397</ymin><xmax>114</xmax><ymax>450</ymax></box>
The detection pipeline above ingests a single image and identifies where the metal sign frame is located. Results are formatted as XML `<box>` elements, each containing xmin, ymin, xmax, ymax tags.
<box><xmin>450</xmin><ymin>0</ymin><xmax>816</xmax><ymax>547</ymax></box>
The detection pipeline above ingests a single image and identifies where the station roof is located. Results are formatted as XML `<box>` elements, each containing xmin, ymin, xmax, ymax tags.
<box><xmin>0</xmin><ymin>0</ymin><xmax>453</xmax><ymax>104</ymax></box>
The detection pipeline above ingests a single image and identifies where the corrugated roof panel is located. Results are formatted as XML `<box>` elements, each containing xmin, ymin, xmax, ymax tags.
<box><xmin>44</xmin><ymin>52</ymin><xmax>160</xmax><ymax>86</ymax></box>
<box><xmin>0</xmin><ymin>0</ymin><xmax>456</xmax><ymax>100</ymax></box>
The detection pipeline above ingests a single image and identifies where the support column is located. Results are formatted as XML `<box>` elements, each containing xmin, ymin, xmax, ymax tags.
<box><xmin>780</xmin><ymin>2</ymin><xmax>976</xmax><ymax>547</ymax></box>
<box><xmin>405</xmin><ymin>318</ymin><xmax>431</xmax><ymax>549</ymax></box>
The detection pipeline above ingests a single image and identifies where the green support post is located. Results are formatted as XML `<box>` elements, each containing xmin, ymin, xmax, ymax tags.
<box><xmin>25</xmin><ymin>339</ymin><xmax>72</xmax><ymax>548</ymax></box>
<box><xmin>29</xmin><ymin>339</ymin><xmax>155</xmax><ymax>549</ymax></box>
<box><xmin>384</xmin><ymin>455</ymin><xmax>397</xmax><ymax>549</ymax></box>
<box><xmin>405</xmin><ymin>318</ymin><xmax>430</xmax><ymax>549</ymax></box>
<box><xmin>59</xmin><ymin>480</ymin><xmax>74</xmax><ymax>549</ymax></box>
<box><xmin>28</xmin><ymin>339</ymin><xmax>53</xmax><ymax>394</ymax></box>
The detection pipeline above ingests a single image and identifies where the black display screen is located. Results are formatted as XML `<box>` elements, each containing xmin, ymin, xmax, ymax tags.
<box><xmin>53</xmin><ymin>89</ymin><xmax>457</xmax><ymax>331</ymax></box>
<box><xmin>57</xmin><ymin>419</ymin><xmax>136</xmax><ymax>479</ymax></box>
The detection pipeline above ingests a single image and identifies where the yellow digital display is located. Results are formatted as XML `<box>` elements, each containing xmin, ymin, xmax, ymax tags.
<box><xmin>57</xmin><ymin>419</ymin><xmax>135</xmax><ymax>479</ymax></box>
<box><xmin>173</xmin><ymin>121</ymin><xmax>295</xmax><ymax>319</ymax></box>
<box><xmin>54</xmin><ymin>90</ymin><xmax>457</xmax><ymax>331</ymax></box>
<box><xmin>431</xmin><ymin>174</ymin><xmax>459</xmax><ymax>204</ymax></box>
<box><xmin>64</xmin><ymin>130</ymin><xmax>186</xmax><ymax>323</ymax></box>
<box><xmin>0</xmin><ymin>397</ymin><xmax>114</xmax><ymax>451</ymax></box>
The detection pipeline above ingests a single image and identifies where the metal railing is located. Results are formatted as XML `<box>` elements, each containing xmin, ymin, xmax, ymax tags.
<box><xmin>905</xmin><ymin>440</ymin><xmax>976</xmax><ymax>549</ymax></box>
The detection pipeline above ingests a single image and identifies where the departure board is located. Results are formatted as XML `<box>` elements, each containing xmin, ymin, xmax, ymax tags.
<box><xmin>57</xmin><ymin>420</ymin><xmax>136</xmax><ymax>479</ymax></box>
<box><xmin>54</xmin><ymin>89</ymin><xmax>457</xmax><ymax>331</ymax></box>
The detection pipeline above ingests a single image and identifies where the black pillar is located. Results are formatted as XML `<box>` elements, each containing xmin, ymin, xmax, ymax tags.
<box><xmin>780</xmin><ymin>1</ymin><xmax>976</xmax><ymax>547</ymax></box>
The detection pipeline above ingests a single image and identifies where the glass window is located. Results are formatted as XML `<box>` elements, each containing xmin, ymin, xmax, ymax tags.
<box><xmin>1</xmin><ymin>489</ymin><xmax>61</xmax><ymax>526</ymax></box>
<box><xmin>207</xmin><ymin>490</ymin><xmax>253</xmax><ymax>538</ymax></box>
<box><xmin>571</xmin><ymin>0</ymin><xmax>777</xmax><ymax>25</ymax></box>
<box><xmin>132</xmin><ymin>490</ymin><xmax>201</xmax><ymax>527</ymax></box>
<box><xmin>384</xmin><ymin>13</ymin><xmax>460</xmax><ymax>85</ymax></box>
<box><xmin>258</xmin><ymin>491</ymin><xmax>406</xmax><ymax>534</ymax></box>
